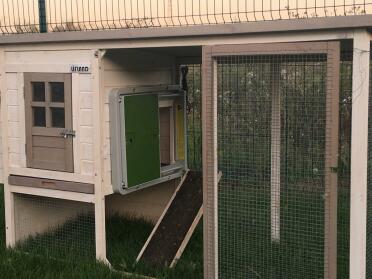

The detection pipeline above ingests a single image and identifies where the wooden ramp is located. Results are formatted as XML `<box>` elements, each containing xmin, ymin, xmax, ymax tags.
<box><xmin>136</xmin><ymin>170</ymin><xmax>203</xmax><ymax>268</ymax></box>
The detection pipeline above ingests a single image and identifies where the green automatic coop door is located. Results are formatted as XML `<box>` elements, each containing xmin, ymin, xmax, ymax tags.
<box><xmin>123</xmin><ymin>94</ymin><xmax>161</xmax><ymax>188</ymax></box>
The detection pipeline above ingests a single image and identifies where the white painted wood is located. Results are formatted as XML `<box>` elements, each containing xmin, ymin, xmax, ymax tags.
<box><xmin>72</xmin><ymin>73</ymin><xmax>81</xmax><ymax>174</ymax></box>
<box><xmin>1</xmin><ymin>48</ymin><xmax>16</xmax><ymax>247</ymax></box>
<box><xmin>5</xmin><ymin>64</ymin><xmax>79</xmax><ymax>73</ymax></box>
<box><xmin>349</xmin><ymin>29</ymin><xmax>371</xmax><ymax>279</ymax></box>
<box><xmin>5</xmin><ymin>50</ymin><xmax>91</xmax><ymax>65</ymax></box>
<box><xmin>9</xmin><ymin>167</ymin><xmax>95</xmax><ymax>184</ymax></box>
<box><xmin>92</xmin><ymin>49</ymin><xmax>107</xmax><ymax>263</ymax></box>
<box><xmin>16</xmin><ymin>72</ymin><xmax>26</xmax><ymax>168</ymax></box>
<box><xmin>9</xmin><ymin>185</ymin><xmax>95</xmax><ymax>203</ymax></box>
<box><xmin>4</xmin><ymin>49</ymin><xmax>95</xmax><ymax>181</ymax></box>
<box><xmin>1</xmin><ymin>30</ymin><xmax>353</xmax><ymax>54</ymax></box>
<box><xmin>270</xmin><ymin>63</ymin><xmax>281</xmax><ymax>242</ymax></box>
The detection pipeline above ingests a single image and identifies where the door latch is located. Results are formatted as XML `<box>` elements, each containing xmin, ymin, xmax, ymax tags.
<box><xmin>60</xmin><ymin>129</ymin><xmax>76</xmax><ymax>139</ymax></box>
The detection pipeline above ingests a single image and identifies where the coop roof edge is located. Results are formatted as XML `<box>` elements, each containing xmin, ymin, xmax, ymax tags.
<box><xmin>0</xmin><ymin>15</ymin><xmax>372</xmax><ymax>45</ymax></box>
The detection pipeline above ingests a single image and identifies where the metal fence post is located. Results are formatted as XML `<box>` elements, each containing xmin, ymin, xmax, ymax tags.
<box><xmin>38</xmin><ymin>0</ymin><xmax>47</xmax><ymax>33</ymax></box>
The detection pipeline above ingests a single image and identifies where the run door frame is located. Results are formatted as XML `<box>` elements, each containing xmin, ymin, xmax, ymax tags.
<box><xmin>202</xmin><ymin>41</ymin><xmax>340</xmax><ymax>279</ymax></box>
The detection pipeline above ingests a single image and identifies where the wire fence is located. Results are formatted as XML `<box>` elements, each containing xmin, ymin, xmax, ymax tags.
<box><xmin>337</xmin><ymin>50</ymin><xmax>353</xmax><ymax>279</ymax></box>
<box><xmin>366</xmin><ymin>48</ymin><xmax>372</xmax><ymax>279</ymax></box>
<box><xmin>216</xmin><ymin>54</ymin><xmax>330</xmax><ymax>278</ymax></box>
<box><xmin>0</xmin><ymin>0</ymin><xmax>372</xmax><ymax>34</ymax></box>
<box><xmin>184</xmin><ymin>46</ymin><xmax>357</xmax><ymax>278</ymax></box>
<box><xmin>14</xmin><ymin>194</ymin><xmax>96</xmax><ymax>261</ymax></box>
<box><xmin>186</xmin><ymin>63</ymin><xmax>203</xmax><ymax>171</ymax></box>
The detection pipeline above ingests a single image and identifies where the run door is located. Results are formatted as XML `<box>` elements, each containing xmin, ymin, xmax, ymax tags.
<box><xmin>202</xmin><ymin>42</ymin><xmax>340</xmax><ymax>279</ymax></box>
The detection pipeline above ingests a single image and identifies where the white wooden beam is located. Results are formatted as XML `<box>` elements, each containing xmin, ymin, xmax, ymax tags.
<box><xmin>1</xmin><ymin>30</ymin><xmax>354</xmax><ymax>53</ymax></box>
<box><xmin>9</xmin><ymin>185</ymin><xmax>95</xmax><ymax>203</ymax></box>
<box><xmin>0</xmin><ymin>48</ymin><xmax>16</xmax><ymax>247</ymax></box>
<box><xmin>270</xmin><ymin>62</ymin><xmax>281</xmax><ymax>242</ymax></box>
<box><xmin>92</xmin><ymin>49</ymin><xmax>108</xmax><ymax>263</ymax></box>
<box><xmin>349</xmin><ymin>29</ymin><xmax>371</xmax><ymax>279</ymax></box>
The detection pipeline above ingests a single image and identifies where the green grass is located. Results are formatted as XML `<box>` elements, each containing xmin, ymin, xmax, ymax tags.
<box><xmin>0</xmin><ymin>179</ymin><xmax>354</xmax><ymax>279</ymax></box>
<box><xmin>0</xmin><ymin>186</ymin><xmax>203</xmax><ymax>279</ymax></box>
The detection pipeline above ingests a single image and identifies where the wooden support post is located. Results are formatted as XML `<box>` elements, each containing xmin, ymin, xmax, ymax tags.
<box><xmin>270</xmin><ymin>62</ymin><xmax>281</xmax><ymax>242</ymax></box>
<box><xmin>324</xmin><ymin>41</ymin><xmax>340</xmax><ymax>279</ymax></box>
<box><xmin>0</xmin><ymin>49</ymin><xmax>16</xmax><ymax>247</ymax></box>
<box><xmin>202</xmin><ymin>46</ymin><xmax>218</xmax><ymax>279</ymax></box>
<box><xmin>349</xmin><ymin>30</ymin><xmax>371</xmax><ymax>279</ymax></box>
<box><xmin>92</xmin><ymin>50</ymin><xmax>108</xmax><ymax>263</ymax></box>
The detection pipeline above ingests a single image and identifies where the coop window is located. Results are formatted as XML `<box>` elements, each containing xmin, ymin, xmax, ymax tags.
<box><xmin>24</xmin><ymin>73</ymin><xmax>74</xmax><ymax>172</ymax></box>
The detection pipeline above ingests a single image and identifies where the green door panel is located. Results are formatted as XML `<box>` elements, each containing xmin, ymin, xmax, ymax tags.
<box><xmin>123</xmin><ymin>94</ymin><xmax>161</xmax><ymax>187</ymax></box>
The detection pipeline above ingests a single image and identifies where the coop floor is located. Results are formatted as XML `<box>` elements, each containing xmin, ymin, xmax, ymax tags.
<box><xmin>0</xmin><ymin>184</ymin><xmax>359</xmax><ymax>279</ymax></box>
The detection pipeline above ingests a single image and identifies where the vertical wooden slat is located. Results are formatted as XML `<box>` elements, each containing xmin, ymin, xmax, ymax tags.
<box><xmin>349</xmin><ymin>30</ymin><xmax>371</xmax><ymax>279</ymax></box>
<box><xmin>202</xmin><ymin>45</ymin><xmax>218</xmax><ymax>279</ymax></box>
<box><xmin>63</xmin><ymin>74</ymin><xmax>74</xmax><ymax>172</ymax></box>
<box><xmin>324</xmin><ymin>41</ymin><xmax>340</xmax><ymax>279</ymax></box>
<box><xmin>0</xmin><ymin>48</ymin><xmax>16</xmax><ymax>247</ymax></box>
<box><xmin>93</xmin><ymin>49</ymin><xmax>108</xmax><ymax>263</ymax></box>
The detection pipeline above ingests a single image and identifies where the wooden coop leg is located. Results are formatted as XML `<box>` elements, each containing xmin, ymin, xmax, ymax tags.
<box><xmin>270</xmin><ymin>62</ymin><xmax>281</xmax><ymax>242</ymax></box>
<box><xmin>349</xmin><ymin>29</ymin><xmax>371</xmax><ymax>279</ymax></box>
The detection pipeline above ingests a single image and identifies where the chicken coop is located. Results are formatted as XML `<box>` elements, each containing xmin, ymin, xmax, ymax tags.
<box><xmin>0</xmin><ymin>1</ymin><xmax>372</xmax><ymax>279</ymax></box>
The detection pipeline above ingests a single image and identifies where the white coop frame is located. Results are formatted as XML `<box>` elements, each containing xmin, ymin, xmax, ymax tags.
<box><xmin>0</xmin><ymin>16</ymin><xmax>370</xmax><ymax>279</ymax></box>
<box><xmin>201</xmin><ymin>30</ymin><xmax>372</xmax><ymax>279</ymax></box>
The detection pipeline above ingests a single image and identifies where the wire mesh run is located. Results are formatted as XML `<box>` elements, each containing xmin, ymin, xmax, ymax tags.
<box><xmin>216</xmin><ymin>54</ymin><xmax>334</xmax><ymax>278</ymax></box>
<box><xmin>186</xmin><ymin>64</ymin><xmax>202</xmax><ymax>171</ymax></box>
<box><xmin>1</xmin><ymin>0</ymin><xmax>372</xmax><ymax>34</ymax></box>
<box><xmin>14</xmin><ymin>194</ymin><xmax>95</xmax><ymax>260</ymax></box>
<box><xmin>366</xmin><ymin>46</ymin><xmax>372</xmax><ymax>279</ymax></box>
<box><xmin>336</xmin><ymin>50</ymin><xmax>353</xmax><ymax>279</ymax></box>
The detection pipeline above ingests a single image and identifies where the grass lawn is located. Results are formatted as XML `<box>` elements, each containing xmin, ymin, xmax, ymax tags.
<box><xmin>0</xmin><ymin>179</ymin><xmax>353</xmax><ymax>279</ymax></box>
<box><xmin>0</xmin><ymin>186</ymin><xmax>203</xmax><ymax>279</ymax></box>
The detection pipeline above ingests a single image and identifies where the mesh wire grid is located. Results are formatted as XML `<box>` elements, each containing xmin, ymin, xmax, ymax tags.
<box><xmin>1</xmin><ymin>0</ymin><xmax>372</xmax><ymax>34</ymax></box>
<box><xmin>216</xmin><ymin>54</ymin><xmax>332</xmax><ymax>279</ymax></box>
<box><xmin>184</xmin><ymin>49</ymin><xmax>354</xmax><ymax>278</ymax></box>
<box><xmin>186</xmin><ymin>63</ymin><xmax>203</xmax><ymax>171</ymax></box>
<box><xmin>14</xmin><ymin>193</ymin><xmax>95</xmax><ymax>260</ymax></box>
<box><xmin>336</xmin><ymin>50</ymin><xmax>353</xmax><ymax>279</ymax></box>
<box><xmin>366</xmin><ymin>45</ymin><xmax>372</xmax><ymax>279</ymax></box>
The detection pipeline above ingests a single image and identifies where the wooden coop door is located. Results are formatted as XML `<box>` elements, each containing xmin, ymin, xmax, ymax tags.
<box><xmin>24</xmin><ymin>73</ymin><xmax>73</xmax><ymax>172</ymax></box>
<box><xmin>202</xmin><ymin>42</ymin><xmax>340</xmax><ymax>279</ymax></box>
<box><xmin>123</xmin><ymin>94</ymin><xmax>161</xmax><ymax>188</ymax></box>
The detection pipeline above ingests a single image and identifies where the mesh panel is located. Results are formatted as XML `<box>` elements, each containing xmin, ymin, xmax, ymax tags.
<box><xmin>14</xmin><ymin>194</ymin><xmax>95</xmax><ymax>260</ymax></box>
<box><xmin>336</xmin><ymin>50</ymin><xmax>353</xmax><ymax>279</ymax></box>
<box><xmin>186</xmin><ymin>64</ymin><xmax>202</xmax><ymax>171</ymax></box>
<box><xmin>367</xmin><ymin>48</ymin><xmax>372</xmax><ymax>279</ymax></box>
<box><xmin>216</xmin><ymin>54</ymin><xmax>333</xmax><ymax>278</ymax></box>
